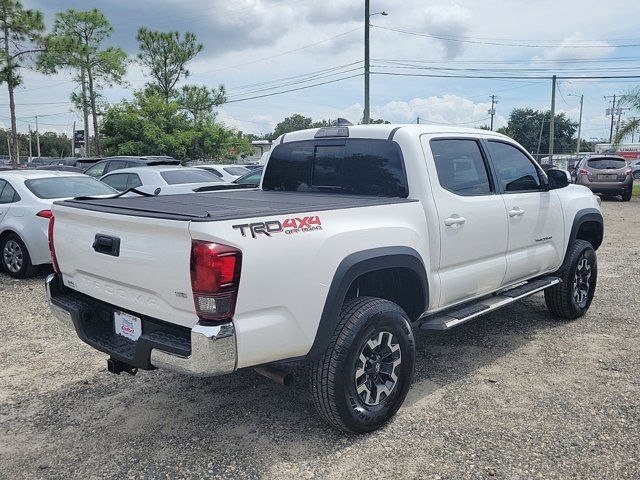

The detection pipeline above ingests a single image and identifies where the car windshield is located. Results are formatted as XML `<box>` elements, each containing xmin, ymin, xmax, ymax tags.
<box><xmin>25</xmin><ymin>176</ymin><xmax>117</xmax><ymax>199</ymax></box>
<box><xmin>587</xmin><ymin>158</ymin><xmax>626</xmax><ymax>170</ymax></box>
<box><xmin>159</xmin><ymin>169</ymin><xmax>224</xmax><ymax>185</ymax></box>
<box><xmin>223</xmin><ymin>166</ymin><xmax>249</xmax><ymax>176</ymax></box>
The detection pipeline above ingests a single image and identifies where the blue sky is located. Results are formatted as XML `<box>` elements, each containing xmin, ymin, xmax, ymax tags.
<box><xmin>3</xmin><ymin>0</ymin><xmax>640</xmax><ymax>146</ymax></box>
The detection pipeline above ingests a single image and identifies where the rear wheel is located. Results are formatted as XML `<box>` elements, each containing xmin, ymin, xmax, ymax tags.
<box><xmin>633</xmin><ymin>171</ymin><xmax>640</xmax><ymax>180</ymax></box>
<box><xmin>1</xmin><ymin>234</ymin><xmax>38</xmax><ymax>279</ymax></box>
<box><xmin>309</xmin><ymin>297</ymin><xmax>415</xmax><ymax>433</ymax></box>
<box><xmin>622</xmin><ymin>189</ymin><xmax>632</xmax><ymax>202</ymax></box>
<box><xmin>545</xmin><ymin>240</ymin><xmax>597</xmax><ymax>319</ymax></box>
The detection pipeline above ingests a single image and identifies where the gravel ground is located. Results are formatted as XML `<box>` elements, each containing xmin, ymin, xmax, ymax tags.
<box><xmin>1</xmin><ymin>197</ymin><xmax>639</xmax><ymax>479</ymax></box>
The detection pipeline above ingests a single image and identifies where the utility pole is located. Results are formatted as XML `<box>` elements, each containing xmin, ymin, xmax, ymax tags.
<box><xmin>549</xmin><ymin>75</ymin><xmax>556</xmax><ymax>162</ymax></box>
<box><xmin>364</xmin><ymin>0</ymin><xmax>370</xmax><ymax>125</ymax></box>
<box><xmin>71</xmin><ymin>121</ymin><xmax>76</xmax><ymax>157</ymax></box>
<box><xmin>488</xmin><ymin>95</ymin><xmax>498</xmax><ymax>131</ymax></box>
<box><xmin>416</xmin><ymin>116</ymin><xmax>420</xmax><ymax>124</ymax></box>
<box><xmin>537</xmin><ymin>114</ymin><xmax>545</xmax><ymax>158</ymax></box>
<box><xmin>35</xmin><ymin>115</ymin><xmax>41</xmax><ymax>158</ymax></box>
<box><xmin>607</xmin><ymin>94</ymin><xmax>616</xmax><ymax>143</ymax></box>
<box><xmin>28</xmin><ymin>124</ymin><xmax>32</xmax><ymax>160</ymax></box>
<box><xmin>576</xmin><ymin>94</ymin><xmax>583</xmax><ymax>154</ymax></box>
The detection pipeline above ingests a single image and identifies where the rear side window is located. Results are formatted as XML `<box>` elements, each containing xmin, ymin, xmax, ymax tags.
<box><xmin>106</xmin><ymin>160</ymin><xmax>127</xmax><ymax>173</ymax></box>
<box><xmin>263</xmin><ymin>139</ymin><xmax>408</xmax><ymax>197</ymax></box>
<box><xmin>0</xmin><ymin>180</ymin><xmax>19</xmax><ymax>203</ymax></box>
<box><xmin>84</xmin><ymin>162</ymin><xmax>107</xmax><ymax>178</ymax></box>
<box><xmin>487</xmin><ymin>141</ymin><xmax>541</xmax><ymax>192</ymax></box>
<box><xmin>430</xmin><ymin>139</ymin><xmax>492</xmax><ymax>196</ymax></box>
<box><xmin>160</xmin><ymin>169</ymin><xmax>223</xmax><ymax>185</ymax></box>
<box><xmin>587</xmin><ymin>158</ymin><xmax>626</xmax><ymax>170</ymax></box>
<box><xmin>101</xmin><ymin>173</ymin><xmax>130</xmax><ymax>191</ymax></box>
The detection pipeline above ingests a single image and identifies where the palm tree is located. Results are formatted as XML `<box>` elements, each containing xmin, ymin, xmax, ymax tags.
<box><xmin>614</xmin><ymin>87</ymin><xmax>640</xmax><ymax>144</ymax></box>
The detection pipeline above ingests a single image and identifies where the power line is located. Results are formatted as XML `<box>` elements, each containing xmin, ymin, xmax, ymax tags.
<box><xmin>371</xmin><ymin>71</ymin><xmax>640</xmax><ymax>80</ymax></box>
<box><xmin>371</xmin><ymin>25</ymin><xmax>640</xmax><ymax>48</ymax></box>
<box><xmin>373</xmin><ymin>56</ymin><xmax>640</xmax><ymax>65</ymax></box>
<box><xmin>225</xmin><ymin>73</ymin><xmax>362</xmax><ymax>104</ymax></box>
<box><xmin>226</xmin><ymin>61</ymin><xmax>363</xmax><ymax>95</ymax></box>
<box><xmin>226</xmin><ymin>66</ymin><xmax>363</xmax><ymax>98</ymax></box>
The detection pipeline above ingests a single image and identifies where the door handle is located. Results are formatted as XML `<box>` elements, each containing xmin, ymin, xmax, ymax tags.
<box><xmin>508</xmin><ymin>208</ymin><xmax>525</xmax><ymax>217</ymax></box>
<box><xmin>444</xmin><ymin>215</ymin><xmax>466</xmax><ymax>226</ymax></box>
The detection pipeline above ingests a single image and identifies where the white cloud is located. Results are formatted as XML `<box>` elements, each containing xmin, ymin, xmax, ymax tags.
<box><xmin>534</xmin><ymin>32</ymin><xmax>615</xmax><ymax>62</ymax></box>
<box><xmin>217</xmin><ymin>110</ymin><xmax>275</xmax><ymax>134</ymax></box>
<box><xmin>366</xmin><ymin>94</ymin><xmax>506</xmax><ymax>128</ymax></box>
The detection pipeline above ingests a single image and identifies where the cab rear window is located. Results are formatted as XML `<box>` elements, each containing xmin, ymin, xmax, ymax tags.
<box><xmin>262</xmin><ymin>139</ymin><xmax>408</xmax><ymax>197</ymax></box>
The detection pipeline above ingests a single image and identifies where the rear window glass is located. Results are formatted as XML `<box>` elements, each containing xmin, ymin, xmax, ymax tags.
<box><xmin>587</xmin><ymin>158</ymin><xmax>626</xmax><ymax>170</ymax></box>
<box><xmin>223</xmin><ymin>166</ymin><xmax>249</xmax><ymax>176</ymax></box>
<box><xmin>160</xmin><ymin>169</ymin><xmax>223</xmax><ymax>185</ymax></box>
<box><xmin>263</xmin><ymin>139</ymin><xmax>408</xmax><ymax>197</ymax></box>
<box><xmin>25</xmin><ymin>176</ymin><xmax>116</xmax><ymax>199</ymax></box>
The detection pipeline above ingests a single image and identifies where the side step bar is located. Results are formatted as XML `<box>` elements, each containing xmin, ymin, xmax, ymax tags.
<box><xmin>419</xmin><ymin>276</ymin><xmax>561</xmax><ymax>331</ymax></box>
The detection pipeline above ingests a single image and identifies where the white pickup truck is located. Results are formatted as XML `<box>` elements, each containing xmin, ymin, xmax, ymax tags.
<box><xmin>46</xmin><ymin>124</ymin><xmax>603</xmax><ymax>433</ymax></box>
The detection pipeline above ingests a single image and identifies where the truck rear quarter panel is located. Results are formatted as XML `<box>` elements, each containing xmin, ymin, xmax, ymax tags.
<box><xmin>189</xmin><ymin>201</ymin><xmax>429</xmax><ymax>368</ymax></box>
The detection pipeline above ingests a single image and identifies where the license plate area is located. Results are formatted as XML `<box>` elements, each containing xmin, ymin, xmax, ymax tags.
<box><xmin>597</xmin><ymin>174</ymin><xmax>616</xmax><ymax>180</ymax></box>
<box><xmin>114</xmin><ymin>311</ymin><xmax>142</xmax><ymax>341</ymax></box>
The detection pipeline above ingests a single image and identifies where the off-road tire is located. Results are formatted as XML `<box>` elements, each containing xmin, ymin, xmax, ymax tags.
<box><xmin>545</xmin><ymin>239</ymin><xmax>597</xmax><ymax>320</ymax></box>
<box><xmin>1</xmin><ymin>233</ymin><xmax>37</xmax><ymax>279</ymax></box>
<box><xmin>309</xmin><ymin>297</ymin><xmax>415</xmax><ymax>433</ymax></box>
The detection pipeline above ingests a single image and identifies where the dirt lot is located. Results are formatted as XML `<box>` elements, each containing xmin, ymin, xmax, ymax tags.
<box><xmin>1</xmin><ymin>197</ymin><xmax>639</xmax><ymax>480</ymax></box>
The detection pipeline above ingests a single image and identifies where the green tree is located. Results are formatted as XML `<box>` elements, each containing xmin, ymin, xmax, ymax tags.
<box><xmin>177</xmin><ymin>84</ymin><xmax>226</xmax><ymax>124</ymax></box>
<box><xmin>39</xmin><ymin>9</ymin><xmax>128</xmax><ymax>156</ymax></box>
<box><xmin>137</xmin><ymin>28</ymin><xmax>202</xmax><ymax>102</ymax></box>
<box><xmin>101</xmin><ymin>90</ymin><xmax>252</xmax><ymax>161</ymax></box>
<box><xmin>0</xmin><ymin>0</ymin><xmax>44</xmax><ymax>166</ymax></box>
<box><xmin>369</xmin><ymin>118</ymin><xmax>390</xmax><ymax>124</ymax></box>
<box><xmin>614</xmin><ymin>87</ymin><xmax>640</xmax><ymax>145</ymax></box>
<box><xmin>498</xmin><ymin>108</ymin><xmax>578</xmax><ymax>156</ymax></box>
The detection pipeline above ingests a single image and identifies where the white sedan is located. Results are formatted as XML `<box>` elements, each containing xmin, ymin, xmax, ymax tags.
<box><xmin>194</xmin><ymin>164</ymin><xmax>250</xmax><ymax>182</ymax></box>
<box><xmin>0</xmin><ymin>170</ymin><xmax>117</xmax><ymax>278</ymax></box>
<box><xmin>99</xmin><ymin>166</ymin><xmax>232</xmax><ymax>195</ymax></box>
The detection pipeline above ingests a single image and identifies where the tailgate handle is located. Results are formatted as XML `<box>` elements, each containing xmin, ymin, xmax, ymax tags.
<box><xmin>93</xmin><ymin>234</ymin><xmax>121</xmax><ymax>257</ymax></box>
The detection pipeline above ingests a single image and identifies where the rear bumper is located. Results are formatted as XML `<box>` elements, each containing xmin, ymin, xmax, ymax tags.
<box><xmin>576</xmin><ymin>176</ymin><xmax>633</xmax><ymax>194</ymax></box>
<box><xmin>45</xmin><ymin>274</ymin><xmax>236</xmax><ymax>377</ymax></box>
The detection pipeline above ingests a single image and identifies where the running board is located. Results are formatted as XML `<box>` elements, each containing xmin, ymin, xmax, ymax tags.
<box><xmin>419</xmin><ymin>276</ymin><xmax>561</xmax><ymax>331</ymax></box>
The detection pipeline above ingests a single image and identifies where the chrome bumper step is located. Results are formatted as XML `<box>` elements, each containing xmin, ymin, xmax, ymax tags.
<box><xmin>419</xmin><ymin>276</ymin><xmax>561</xmax><ymax>331</ymax></box>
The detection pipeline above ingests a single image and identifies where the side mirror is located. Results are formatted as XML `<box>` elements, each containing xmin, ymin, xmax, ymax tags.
<box><xmin>547</xmin><ymin>168</ymin><xmax>570</xmax><ymax>189</ymax></box>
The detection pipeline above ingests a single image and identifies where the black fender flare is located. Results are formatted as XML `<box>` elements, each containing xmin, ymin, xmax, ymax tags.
<box><xmin>306</xmin><ymin>246</ymin><xmax>429</xmax><ymax>360</ymax></box>
<box><xmin>560</xmin><ymin>208</ymin><xmax>603</xmax><ymax>269</ymax></box>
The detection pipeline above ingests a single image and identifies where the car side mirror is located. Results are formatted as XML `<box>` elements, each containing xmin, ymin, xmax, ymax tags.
<box><xmin>547</xmin><ymin>168</ymin><xmax>570</xmax><ymax>189</ymax></box>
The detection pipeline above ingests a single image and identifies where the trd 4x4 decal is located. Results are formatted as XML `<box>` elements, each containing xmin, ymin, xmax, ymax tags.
<box><xmin>233</xmin><ymin>216</ymin><xmax>322</xmax><ymax>239</ymax></box>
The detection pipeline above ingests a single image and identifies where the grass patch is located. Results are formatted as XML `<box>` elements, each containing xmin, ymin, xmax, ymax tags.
<box><xmin>634</xmin><ymin>183</ymin><xmax>640</xmax><ymax>198</ymax></box>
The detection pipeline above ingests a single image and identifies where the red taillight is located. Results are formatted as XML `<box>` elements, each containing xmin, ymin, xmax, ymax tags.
<box><xmin>37</xmin><ymin>209</ymin><xmax>53</xmax><ymax>219</ymax></box>
<box><xmin>48</xmin><ymin>215</ymin><xmax>60</xmax><ymax>274</ymax></box>
<box><xmin>190</xmin><ymin>241</ymin><xmax>242</xmax><ymax>323</ymax></box>
<box><xmin>578</xmin><ymin>169</ymin><xmax>589</xmax><ymax>175</ymax></box>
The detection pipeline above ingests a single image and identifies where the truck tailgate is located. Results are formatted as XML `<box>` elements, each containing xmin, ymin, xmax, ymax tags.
<box><xmin>52</xmin><ymin>204</ymin><xmax>197</xmax><ymax>328</ymax></box>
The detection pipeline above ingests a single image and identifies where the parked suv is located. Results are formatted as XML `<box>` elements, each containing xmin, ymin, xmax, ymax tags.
<box><xmin>83</xmin><ymin>156</ymin><xmax>180</xmax><ymax>178</ymax></box>
<box><xmin>572</xmin><ymin>155</ymin><xmax>633</xmax><ymax>201</ymax></box>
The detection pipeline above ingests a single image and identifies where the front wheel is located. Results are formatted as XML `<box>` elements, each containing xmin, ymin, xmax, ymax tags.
<box><xmin>545</xmin><ymin>239</ymin><xmax>597</xmax><ymax>319</ymax></box>
<box><xmin>309</xmin><ymin>297</ymin><xmax>415</xmax><ymax>433</ymax></box>
<box><xmin>622</xmin><ymin>189</ymin><xmax>632</xmax><ymax>202</ymax></box>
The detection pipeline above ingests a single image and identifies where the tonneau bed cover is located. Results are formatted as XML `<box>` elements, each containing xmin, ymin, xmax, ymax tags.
<box><xmin>57</xmin><ymin>190</ymin><xmax>417</xmax><ymax>222</ymax></box>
